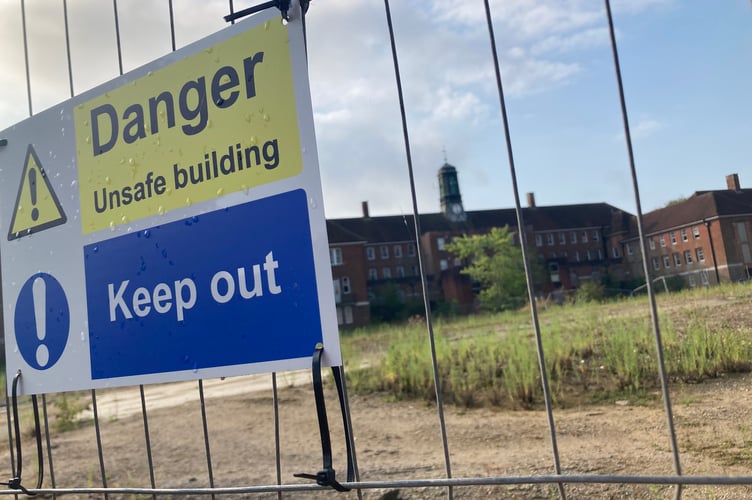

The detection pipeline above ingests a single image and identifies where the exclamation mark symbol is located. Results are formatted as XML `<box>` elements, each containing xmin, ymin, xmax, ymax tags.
<box><xmin>33</xmin><ymin>277</ymin><xmax>49</xmax><ymax>368</ymax></box>
<box><xmin>29</xmin><ymin>168</ymin><xmax>39</xmax><ymax>221</ymax></box>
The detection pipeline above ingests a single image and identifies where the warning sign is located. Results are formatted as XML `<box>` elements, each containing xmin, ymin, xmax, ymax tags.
<box><xmin>0</xmin><ymin>6</ymin><xmax>340</xmax><ymax>395</ymax></box>
<box><xmin>74</xmin><ymin>16</ymin><xmax>301</xmax><ymax>234</ymax></box>
<box><xmin>7</xmin><ymin>145</ymin><xmax>67</xmax><ymax>240</ymax></box>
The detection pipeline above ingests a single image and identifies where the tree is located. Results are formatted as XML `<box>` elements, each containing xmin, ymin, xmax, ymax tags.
<box><xmin>446</xmin><ymin>226</ymin><xmax>532</xmax><ymax>311</ymax></box>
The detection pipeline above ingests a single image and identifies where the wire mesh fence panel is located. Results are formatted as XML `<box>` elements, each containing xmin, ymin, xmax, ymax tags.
<box><xmin>0</xmin><ymin>1</ymin><xmax>751</xmax><ymax>499</ymax></box>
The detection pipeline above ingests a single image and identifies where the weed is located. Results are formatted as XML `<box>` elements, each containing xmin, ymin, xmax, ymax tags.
<box><xmin>341</xmin><ymin>284</ymin><xmax>752</xmax><ymax>409</ymax></box>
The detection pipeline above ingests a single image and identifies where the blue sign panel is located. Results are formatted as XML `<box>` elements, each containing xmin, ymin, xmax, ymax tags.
<box><xmin>14</xmin><ymin>273</ymin><xmax>70</xmax><ymax>370</ymax></box>
<box><xmin>84</xmin><ymin>189</ymin><xmax>322</xmax><ymax>380</ymax></box>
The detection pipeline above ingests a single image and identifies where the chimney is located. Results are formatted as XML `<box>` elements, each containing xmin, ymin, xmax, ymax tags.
<box><xmin>726</xmin><ymin>174</ymin><xmax>741</xmax><ymax>192</ymax></box>
<box><xmin>526</xmin><ymin>192</ymin><xmax>536</xmax><ymax>208</ymax></box>
<box><xmin>361</xmin><ymin>201</ymin><xmax>370</xmax><ymax>218</ymax></box>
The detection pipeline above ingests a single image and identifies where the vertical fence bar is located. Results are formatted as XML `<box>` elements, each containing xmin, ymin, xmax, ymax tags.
<box><xmin>139</xmin><ymin>386</ymin><xmax>157</xmax><ymax>500</ymax></box>
<box><xmin>62</xmin><ymin>3</ymin><xmax>110</xmax><ymax>495</ymax></box>
<box><xmin>40</xmin><ymin>394</ymin><xmax>56</xmax><ymax>496</ymax></box>
<box><xmin>197</xmin><ymin>380</ymin><xmax>216</xmax><ymax>500</ymax></box>
<box><xmin>603</xmin><ymin>1</ymin><xmax>683</xmax><ymax>498</ymax></box>
<box><xmin>110</xmin><ymin>2</ymin><xmax>158</xmax><ymax>494</ymax></box>
<box><xmin>168</xmin><ymin>0</ymin><xmax>176</xmax><ymax>52</ymax></box>
<box><xmin>481</xmin><ymin>2</ymin><xmax>566</xmax><ymax>498</ymax></box>
<box><xmin>20</xmin><ymin>0</ymin><xmax>32</xmax><ymax>117</ymax></box>
<box><xmin>337</xmin><ymin>366</ymin><xmax>362</xmax><ymax>499</ymax></box>
<box><xmin>5</xmin><ymin>394</ymin><xmax>17</xmax><ymax>500</ymax></box>
<box><xmin>382</xmin><ymin>1</ymin><xmax>453</xmax><ymax>498</ymax></box>
<box><xmin>91</xmin><ymin>390</ymin><xmax>109</xmax><ymax>499</ymax></box>
<box><xmin>62</xmin><ymin>0</ymin><xmax>74</xmax><ymax>96</ymax></box>
<box><xmin>272</xmin><ymin>373</ymin><xmax>282</xmax><ymax>500</ymax></box>
<box><xmin>112</xmin><ymin>0</ymin><xmax>123</xmax><ymax>75</ymax></box>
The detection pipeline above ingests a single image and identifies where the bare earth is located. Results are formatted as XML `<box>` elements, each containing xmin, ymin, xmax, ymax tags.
<box><xmin>3</xmin><ymin>368</ymin><xmax>752</xmax><ymax>500</ymax></box>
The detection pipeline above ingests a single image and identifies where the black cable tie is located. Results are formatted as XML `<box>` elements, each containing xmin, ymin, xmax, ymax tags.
<box><xmin>224</xmin><ymin>0</ymin><xmax>293</xmax><ymax>23</ymax></box>
<box><xmin>4</xmin><ymin>370</ymin><xmax>43</xmax><ymax>496</ymax></box>
<box><xmin>294</xmin><ymin>343</ymin><xmax>352</xmax><ymax>492</ymax></box>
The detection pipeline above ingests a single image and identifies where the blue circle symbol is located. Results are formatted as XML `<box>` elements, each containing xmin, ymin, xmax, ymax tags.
<box><xmin>14</xmin><ymin>273</ymin><xmax>70</xmax><ymax>370</ymax></box>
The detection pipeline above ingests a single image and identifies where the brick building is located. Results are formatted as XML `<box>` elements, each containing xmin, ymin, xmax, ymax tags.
<box><xmin>622</xmin><ymin>174</ymin><xmax>752</xmax><ymax>287</ymax></box>
<box><xmin>326</xmin><ymin>163</ymin><xmax>633</xmax><ymax>327</ymax></box>
<box><xmin>326</xmin><ymin>168</ymin><xmax>752</xmax><ymax>328</ymax></box>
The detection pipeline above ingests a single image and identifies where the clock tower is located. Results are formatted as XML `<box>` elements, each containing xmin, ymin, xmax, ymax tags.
<box><xmin>438</xmin><ymin>162</ymin><xmax>466</xmax><ymax>222</ymax></box>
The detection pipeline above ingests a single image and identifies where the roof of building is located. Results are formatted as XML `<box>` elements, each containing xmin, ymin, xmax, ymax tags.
<box><xmin>635</xmin><ymin>188</ymin><xmax>752</xmax><ymax>236</ymax></box>
<box><xmin>327</xmin><ymin>202</ymin><xmax>631</xmax><ymax>244</ymax></box>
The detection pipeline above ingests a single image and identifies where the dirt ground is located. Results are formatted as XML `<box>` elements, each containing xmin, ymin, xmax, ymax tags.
<box><xmin>3</xmin><ymin>368</ymin><xmax>752</xmax><ymax>500</ymax></box>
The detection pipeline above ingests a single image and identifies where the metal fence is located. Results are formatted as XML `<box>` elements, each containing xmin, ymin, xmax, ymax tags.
<box><xmin>1</xmin><ymin>0</ymin><xmax>751</xmax><ymax>498</ymax></box>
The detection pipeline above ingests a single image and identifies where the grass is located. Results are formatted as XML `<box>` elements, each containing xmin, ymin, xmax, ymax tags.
<box><xmin>342</xmin><ymin>283</ymin><xmax>752</xmax><ymax>409</ymax></box>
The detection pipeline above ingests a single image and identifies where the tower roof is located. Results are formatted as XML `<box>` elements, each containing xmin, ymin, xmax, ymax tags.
<box><xmin>438</xmin><ymin>162</ymin><xmax>456</xmax><ymax>175</ymax></box>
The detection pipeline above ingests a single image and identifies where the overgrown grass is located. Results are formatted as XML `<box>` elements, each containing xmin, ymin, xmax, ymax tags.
<box><xmin>342</xmin><ymin>283</ymin><xmax>752</xmax><ymax>409</ymax></box>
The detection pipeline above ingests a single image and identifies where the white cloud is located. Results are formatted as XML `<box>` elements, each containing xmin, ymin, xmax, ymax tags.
<box><xmin>631</xmin><ymin>118</ymin><xmax>666</xmax><ymax>139</ymax></box>
<box><xmin>0</xmin><ymin>0</ymin><xmax>679</xmax><ymax>218</ymax></box>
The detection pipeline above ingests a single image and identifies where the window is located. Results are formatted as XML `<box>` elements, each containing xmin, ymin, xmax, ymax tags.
<box><xmin>681</xmin><ymin>228</ymin><xmax>688</xmax><ymax>242</ymax></box>
<box><xmin>380</xmin><ymin>245</ymin><xmax>389</xmax><ymax>259</ymax></box>
<box><xmin>330</xmin><ymin>247</ymin><xmax>343</xmax><ymax>266</ymax></box>
<box><xmin>341</xmin><ymin>276</ymin><xmax>351</xmax><ymax>294</ymax></box>
<box><xmin>411</xmin><ymin>265</ymin><xmax>419</xmax><ymax>276</ymax></box>
<box><xmin>688</xmin><ymin>274</ymin><xmax>697</xmax><ymax>287</ymax></box>
<box><xmin>535</xmin><ymin>234</ymin><xmax>543</xmax><ymax>247</ymax></box>
<box><xmin>574</xmin><ymin>251</ymin><xmax>580</xmax><ymax>262</ymax></box>
<box><xmin>550</xmin><ymin>252</ymin><xmax>557</xmax><ymax>259</ymax></box>
<box><xmin>592</xmin><ymin>230</ymin><xmax>600</xmax><ymax>242</ymax></box>
<box><xmin>673</xmin><ymin>253</ymin><xmax>681</xmax><ymax>266</ymax></box>
<box><xmin>652</xmin><ymin>257</ymin><xmax>660</xmax><ymax>271</ymax></box>
<box><xmin>440</xmin><ymin>259</ymin><xmax>448</xmax><ymax>270</ymax></box>
<box><xmin>454</xmin><ymin>258</ymin><xmax>462</xmax><ymax>266</ymax></box>
<box><xmin>700</xmin><ymin>270</ymin><xmax>710</xmax><ymax>285</ymax></box>
<box><xmin>559</xmin><ymin>232</ymin><xmax>566</xmax><ymax>245</ymax></box>
<box><xmin>344</xmin><ymin>306</ymin><xmax>353</xmax><ymax>325</ymax></box>
<box><xmin>382</xmin><ymin>267</ymin><xmax>391</xmax><ymax>279</ymax></box>
<box><xmin>597</xmin><ymin>249</ymin><xmax>603</xmax><ymax>260</ymax></box>
<box><xmin>612</xmin><ymin>246</ymin><xmax>620</xmax><ymax>258</ymax></box>
<box><xmin>586</xmin><ymin>250</ymin><xmax>592</xmax><ymax>261</ymax></box>
<box><xmin>581</xmin><ymin>231</ymin><xmax>588</xmax><ymax>243</ymax></box>
<box><xmin>368</xmin><ymin>268</ymin><xmax>378</xmax><ymax>281</ymax></box>
<box><xmin>366</xmin><ymin>247</ymin><xmax>375</xmax><ymax>261</ymax></box>
<box><xmin>659</xmin><ymin>235</ymin><xmax>666</xmax><ymax>248</ymax></box>
<box><xmin>408</xmin><ymin>243</ymin><xmax>416</xmax><ymax>256</ymax></box>
<box><xmin>547</xmin><ymin>233</ymin><xmax>555</xmax><ymax>246</ymax></box>
<box><xmin>336</xmin><ymin>307</ymin><xmax>343</xmax><ymax>325</ymax></box>
<box><xmin>571</xmin><ymin>231</ymin><xmax>577</xmax><ymax>244</ymax></box>
<box><xmin>649</xmin><ymin>239</ymin><xmax>656</xmax><ymax>250</ymax></box>
<box><xmin>626</xmin><ymin>243</ymin><xmax>633</xmax><ymax>256</ymax></box>
<box><xmin>332</xmin><ymin>279</ymin><xmax>341</xmax><ymax>303</ymax></box>
<box><xmin>663</xmin><ymin>255</ymin><xmax>670</xmax><ymax>268</ymax></box>
<box><xmin>394</xmin><ymin>245</ymin><xmax>402</xmax><ymax>258</ymax></box>
<box><xmin>670</xmin><ymin>232</ymin><xmax>677</xmax><ymax>245</ymax></box>
<box><xmin>437</xmin><ymin>237</ymin><xmax>446</xmax><ymax>250</ymax></box>
<box><xmin>396</xmin><ymin>266</ymin><xmax>405</xmax><ymax>278</ymax></box>
<box><xmin>684</xmin><ymin>250</ymin><xmax>693</xmax><ymax>264</ymax></box>
<box><xmin>696</xmin><ymin>247</ymin><xmax>705</xmax><ymax>262</ymax></box>
<box><xmin>693</xmin><ymin>225</ymin><xmax>701</xmax><ymax>239</ymax></box>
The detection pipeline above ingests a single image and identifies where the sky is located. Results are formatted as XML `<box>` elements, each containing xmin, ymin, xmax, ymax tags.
<box><xmin>0</xmin><ymin>0</ymin><xmax>750</xmax><ymax>220</ymax></box>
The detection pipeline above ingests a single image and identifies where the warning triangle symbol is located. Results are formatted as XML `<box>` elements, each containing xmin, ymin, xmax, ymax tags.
<box><xmin>7</xmin><ymin>144</ymin><xmax>67</xmax><ymax>241</ymax></box>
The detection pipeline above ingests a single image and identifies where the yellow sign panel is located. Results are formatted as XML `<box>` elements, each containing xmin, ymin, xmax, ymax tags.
<box><xmin>7</xmin><ymin>145</ymin><xmax>67</xmax><ymax>240</ymax></box>
<box><xmin>74</xmin><ymin>18</ymin><xmax>302</xmax><ymax>234</ymax></box>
